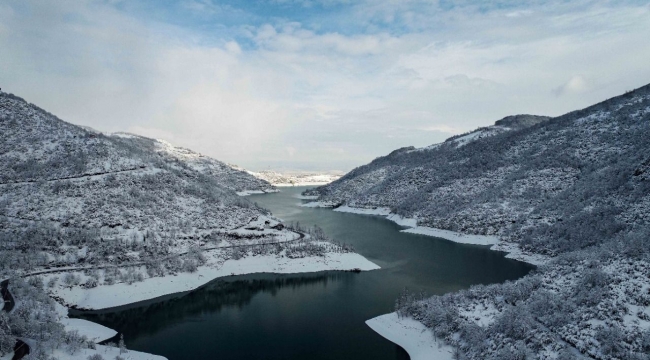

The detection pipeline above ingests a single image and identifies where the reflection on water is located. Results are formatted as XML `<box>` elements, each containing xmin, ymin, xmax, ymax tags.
<box><xmin>73</xmin><ymin>272</ymin><xmax>350</xmax><ymax>338</ymax></box>
<box><xmin>72</xmin><ymin>187</ymin><xmax>533</xmax><ymax>360</ymax></box>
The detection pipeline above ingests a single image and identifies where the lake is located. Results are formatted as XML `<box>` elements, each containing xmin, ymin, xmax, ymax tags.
<box><xmin>72</xmin><ymin>186</ymin><xmax>533</xmax><ymax>360</ymax></box>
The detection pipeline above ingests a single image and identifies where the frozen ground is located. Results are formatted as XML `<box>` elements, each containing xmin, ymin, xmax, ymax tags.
<box><xmin>366</xmin><ymin>313</ymin><xmax>454</xmax><ymax>360</ymax></box>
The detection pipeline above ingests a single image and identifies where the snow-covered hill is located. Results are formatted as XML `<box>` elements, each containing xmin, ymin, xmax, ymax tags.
<box><xmin>244</xmin><ymin>169</ymin><xmax>343</xmax><ymax>187</ymax></box>
<box><xmin>0</xmin><ymin>91</ymin><xmax>377</xmax><ymax>360</ymax></box>
<box><xmin>112</xmin><ymin>133</ymin><xmax>276</xmax><ymax>194</ymax></box>
<box><xmin>306</xmin><ymin>85</ymin><xmax>650</xmax><ymax>359</ymax></box>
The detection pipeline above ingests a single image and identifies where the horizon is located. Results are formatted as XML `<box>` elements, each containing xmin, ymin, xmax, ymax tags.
<box><xmin>2</xmin><ymin>0</ymin><xmax>650</xmax><ymax>171</ymax></box>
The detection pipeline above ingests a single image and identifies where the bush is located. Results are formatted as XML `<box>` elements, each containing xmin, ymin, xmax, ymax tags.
<box><xmin>182</xmin><ymin>259</ymin><xmax>198</xmax><ymax>273</ymax></box>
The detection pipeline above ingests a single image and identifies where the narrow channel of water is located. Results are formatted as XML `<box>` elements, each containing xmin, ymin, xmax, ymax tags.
<box><xmin>73</xmin><ymin>186</ymin><xmax>533</xmax><ymax>360</ymax></box>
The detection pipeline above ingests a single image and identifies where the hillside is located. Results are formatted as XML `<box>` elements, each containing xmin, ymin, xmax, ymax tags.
<box><xmin>245</xmin><ymin>169</ymin><xmax>343</xmax><ymax>187</ymax></box>
<box><xmin>306</xmin><ymin>87</ymin><xmax>650</xmax><ymax>257</ymax></box>
<box><xmin>0</xmin><ymin>92</ymin><xmax>377</xmax><ymax>359</ymax></box>
<box><xmin>307</xmin><ymin>85</ymin><xmax>650</xmax><ymax>359</ymax></box>
<box><xmin>111</xmin><ymin>133</ymin><xmax>276</xmax><ymax>194</ymax></box>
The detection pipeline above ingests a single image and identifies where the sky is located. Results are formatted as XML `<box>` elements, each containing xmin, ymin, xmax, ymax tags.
<box><xmin>1</xmin><ymin>0</ymin><xmax>650</xmax><ymax>171</ymax></box>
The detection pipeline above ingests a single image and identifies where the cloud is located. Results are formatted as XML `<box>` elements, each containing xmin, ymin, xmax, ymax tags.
<box><xmin>1</xmin><ymin>0</ymin><xmax>650</xmax><ymax>171</ymax></box>
<box><xmin>553</xmin><ymin>75</ymin><xmax>590</xmax><ymax>96</ymax></box>
<box><xmin>420</xmin><ymin>124</ymin><xmax>464</xmax><ymax>134</ymax></box>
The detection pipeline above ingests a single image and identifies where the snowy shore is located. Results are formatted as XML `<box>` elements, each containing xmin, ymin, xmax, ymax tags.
<box><xmin>47</xmin><ymin>251</ymin><xmax>379</xmax><ymax>310</ymax></box>
<box><xmin>274</xmin><ymin>181</ymin><xmax>332</xmax><ymax>187</ymax></box>
<box><xmin>38</xmin><ymin>250</ymin><xmax>378</xmax><ymax>360</ymax></box>
<box><xmin>236</xmin><ymin>188</ymin><xmax>279</xmax><ymax>196</ymax></box>
<box><xmin>311</xmin><ymin>203</ymin><xmax>548</xmax><ymax>266</ymax></box>
<box><xmin>0</xmin><ymin>346</ymin><xmax>167</xmax><ymax>360</ymax></box>
<box><xmin>366</xmin><ymin>313</ymin><xmax>454</xmax><ymax>360</ymax></box>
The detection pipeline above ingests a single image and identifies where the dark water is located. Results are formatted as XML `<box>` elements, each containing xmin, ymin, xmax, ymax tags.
<box><xmin>73</xmin><ymin>187</ymin><xmax>533</xmax><ymax>360</ymax></box>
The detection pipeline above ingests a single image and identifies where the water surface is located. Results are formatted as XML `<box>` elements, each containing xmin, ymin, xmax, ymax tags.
<box><xmin>74</xmin><ymin>186</ymin><xmax>533</xmax><ymax>359</ymax></box>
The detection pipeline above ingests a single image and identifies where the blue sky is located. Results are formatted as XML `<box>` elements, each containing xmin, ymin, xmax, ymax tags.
<box><xmin>2</xmin><ymin>0</ymin><xmax>650</xmax><ymax>171</ymax></box>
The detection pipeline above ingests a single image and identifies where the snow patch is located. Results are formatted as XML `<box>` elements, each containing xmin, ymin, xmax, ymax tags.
<box><xmin>294</xmin><ymin>194</ymin><xmax>319</xmax><ymax>200</ymax></box>
<box><xmin>386</xmin><ymin>214</ymin><xmax>418</xmax><ymax>228</ymax></box>
<box><xmin>301</xmin><ymin>201</ymin><xmax>337</xmax><ymax>208</ymax></box>
<box><xmin>401</xmin><ymin>227</ymin><xmax>499</xmax><ymax>246</ymax></box>
<box><xmin>61</xmin><ymin>318</ymin><xmax>118</xmax><ymax>343</ymax></box>
<box><xmin>366</xmin><ymin>313</ymin><xmax>454</xmax><ymax>360</ymax></box>
<box><xmin>333</xmin><ymin>205</ymin><xmax>391</xmax><ymax>216</ymax></box>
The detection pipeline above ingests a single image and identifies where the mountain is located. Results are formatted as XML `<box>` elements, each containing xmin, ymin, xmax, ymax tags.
<box><xmin>0</xmin><ymin>91</ymin><xmax>376</xmax><ymax>359</ymax></box>
<box><xmin>244</xmin><ymin>169</ymin><xmax>343</xmax><ymax>187</ymax></box>
<box><xmin>0</xmin><ymin>92</ymin><xmax>272</xmax><ymax>234</ymax></box>
<box><xmin>306</xmin><ymin>87</ymin><xmax>650</xmax><ymax>257</ymax></box>
<box><xmin>111</xmin><ymin>133</ymin><xmax>276</xmax><ymax>194</ymax></box>
<box><xmin>307</xmin><ymin>85</ymin><xmax>650</xmax><ymax>359</ymax></box>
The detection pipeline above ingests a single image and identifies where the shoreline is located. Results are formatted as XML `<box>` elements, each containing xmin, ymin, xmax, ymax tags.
<box><xmin>236</xmin><ymin>188</ymin><xmax>280</xmax><ymax>196</ymax></box>
<box><xmin>44</xmin><ymin>250</ymin><xmax>379</xmax><ymax>360</ymax></box>
<box><xmin>297</xmin><ymin>201</ymin><xmax>548</xmax><ymax>358</ymax></box>
<box><xmin>305</xmin><ymin>202</ymin><xmax>548</xmax><ymax>266</ymax></box>
<box><xmin>47</xmin><ymin>251</ymin><xmax>380</xmax><ymax>311</ymax></box>
<box><xmin>366</xmin><ymin>313</ymin><xmax>454</xmax><ymax>360</ymax></box>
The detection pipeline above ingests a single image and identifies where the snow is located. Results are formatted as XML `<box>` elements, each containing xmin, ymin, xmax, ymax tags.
<box><xmin>246</xmin><ymin>170</ymin><xmax>342</xmax><ymax>187</ymax></box>
<box><xmin>320</xmin><ymin>205</ymin><xmax>549</xmax><ymax>265</ymax></box>
<box><xmin>236</xmin><ymin>189</ymin><xmax>279</xmax><ymax>196</ymax></box>
<box><xmin>54</xmin><ymin>302</ymin><xmax>118</xmax><ymax>343</ymax></box>
<box><xmin>401</xmin><ymin>227</ymin><xmax>499</xmax><ymax>246</ymax></box>
<box><xmin>49</xmin><ymin>251</ymin><xmax>380</xmax><ymax>310</ymax></box>
<box><xmin>294</xmin><ymin>194</ymin><xmax>319</xmax><ymax>200</ymax></box>
<box><xmin>236</xmin><ymin>190</ymin><xmax>266</xmax><ymax>196</ymax></box>
<box><xmin>333</xmin><ymin>205</ymin><xmax>391</xmax><ymax>216</ymax></box>
<box><xmin>301</xmin><ymin>201</ymin><xmax>337</xmax><ymax>208</ymax></box>
<box><xmin>452</xmin><ymin>130</ymin><xmax>485</xmax><ymax>147</ymax></box>
<box><xmin>40</xmin><ymin>345</ymin><xmax>166</xmax><ymax>360</ymax></box>
<box><xmin>386</xmin><ymin>214</ymin><xmax>417</xmax><ymax>228</ymax></box>
<box><xmin>490</xmin><ymin>241</ymin><xmax>550</xmax><ymax>266</ymax></box>
<box><xmin>458</xmin><ymin>303</ymin><xmax>499</xmax><ymax>327</ymax></box>
<box><xmin>366</xmin><ymin>313</ymin><xmax>454</xmax><ymax>360</ymax></box>
<box><xmin>274</xmin><ymin>181</ymin><xmax>332</xmax><ymax>187</ymax></box>
<box><xmin>407</xmin><ymin>142</ymin><xmax>443</xmax><ymax>153</ymax></box>
<box><xmin>61</xmin><ymin>318</ymin><xmax>118</xmax><ymax>343</ymax></box>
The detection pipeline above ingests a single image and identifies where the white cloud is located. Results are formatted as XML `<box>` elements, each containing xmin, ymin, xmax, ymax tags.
<box><xmin>1</xmin><ymin>0</ymin><xmax>650</xmax><ymax>171</ymax></box>
<box><xmin>553</xmin><ymin>75</ymin><xmax>591</xmax><ymax>96</ymax></box>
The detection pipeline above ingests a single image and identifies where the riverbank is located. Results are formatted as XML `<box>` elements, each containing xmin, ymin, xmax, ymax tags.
<box><xmin>305</xmin><ymin>203</ymin><xmax>549</xmax><ymax>266</ymax></box>
<box><xmin>38</xmin><ymin>248</ymin><xmax>377</xmax><ymax>360</ymax></box>
<box><xmin>366</xmin><ymin>313</ymin><xmax>454</xmax><ymax>360</ymax></box>
<box><xmin>0</xmin><ymin>345</ymin><xmax>168</xmax><ymax>360</ymax></box>
<box><xmin>45</xmin><ymin>250</ymin><xmax>379</xmax><ymax>310</ymax></box>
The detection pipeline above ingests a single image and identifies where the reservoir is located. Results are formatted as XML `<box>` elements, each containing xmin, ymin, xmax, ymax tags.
<box><xmin>73</xmin><ymin>186</ymin><xmax>533</xmax><ymax>360</ymax></box>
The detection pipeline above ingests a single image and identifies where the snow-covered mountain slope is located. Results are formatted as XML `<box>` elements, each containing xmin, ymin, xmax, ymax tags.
<box><xmin>111</xmin><ymin>133</ymin><xmax>276</xmax><ymax>193</ymax></box>
<box><xmin>0</xmin><ymin>91</ymin><xmax>377</xmax><ymax>359</ymax></box>
<box><xmin>0</xmin><ymin>92</ymin><xmax>267</xmax><ymax>235</ymax></box>
<box><xmin>245</xmin><ymin>169</ymin><xmax>343</xmax><ymax>186</ymax></box>
<box><xmin>408</xmin><ymin>114</ymin><xmax>550</xmax><ymax>152</ymax></box>
<box><xmin>307</xmin><ymin>85</ymin><xmax>650</xmax><ymax>359</ymax></box>
<box><xmin>307</xmin><ymin>86</ymin><xmax>650</xmax><ymax>257</ymax></box>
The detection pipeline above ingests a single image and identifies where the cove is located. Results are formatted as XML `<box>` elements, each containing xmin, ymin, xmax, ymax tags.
<box><xmin>72</xmin><ymin>186</ymin><xmax>534</xmax><ymax>360</ymax></box>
